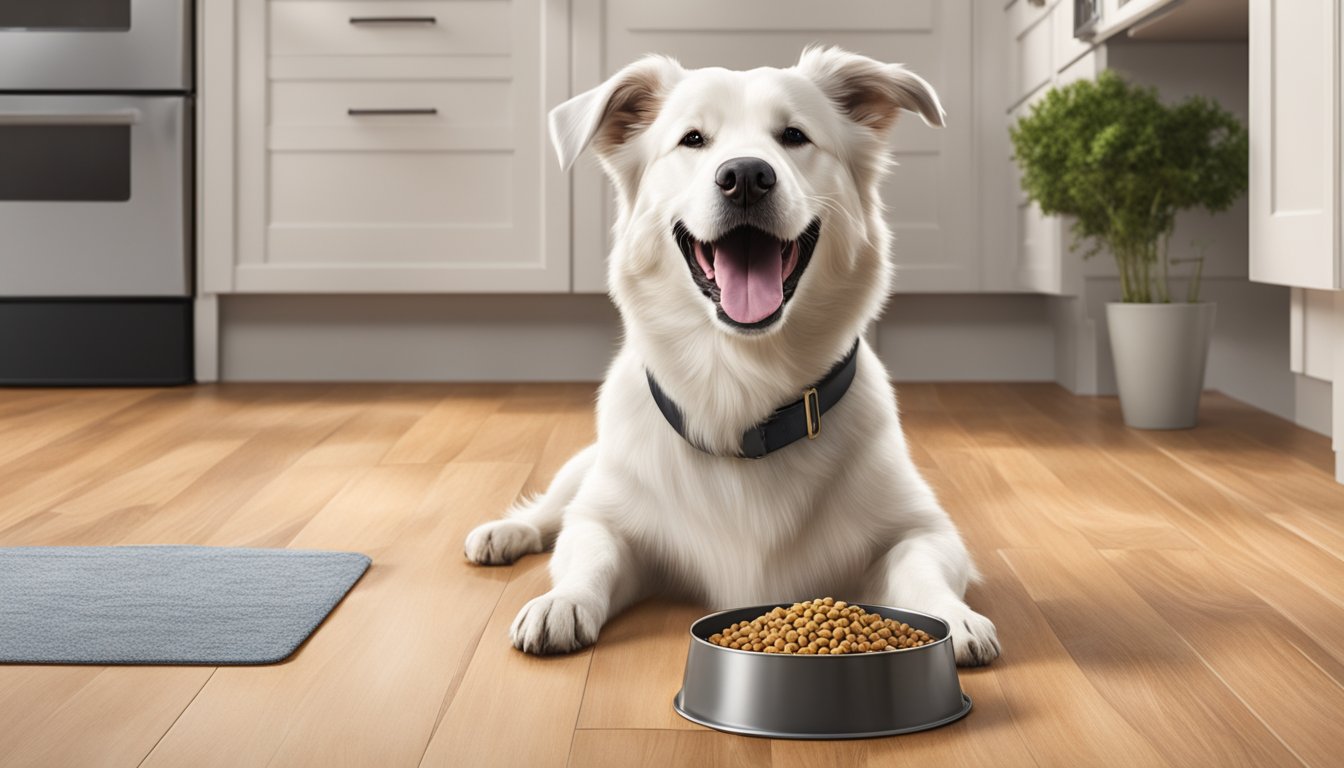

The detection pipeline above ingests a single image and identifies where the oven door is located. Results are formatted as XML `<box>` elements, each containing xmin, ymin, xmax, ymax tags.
<box><xmin>0</xmin><ymin>0</ymin><xmax>191</xmax><ymax>91</ymax></box>
<box><xmin>0</xmin><ymin>95</ymin><xmax>190</xmax><ymax>297</ymax></box>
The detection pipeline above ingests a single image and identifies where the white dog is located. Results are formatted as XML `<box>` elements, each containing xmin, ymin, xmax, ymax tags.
<box><xmin>465</xmin><ymin>47</ymin><xmax>1000</xmax><ymax>666</ymax></box>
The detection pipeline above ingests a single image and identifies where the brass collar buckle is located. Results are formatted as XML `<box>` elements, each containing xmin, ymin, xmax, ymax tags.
<box><xmin>803</xmin><ymin>387</ymin><xmax>821</xmax><ymax>439</ymax></box>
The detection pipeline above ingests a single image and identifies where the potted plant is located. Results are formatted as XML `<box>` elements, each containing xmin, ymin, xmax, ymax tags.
<box><xmin>1010</xmin><ymin>71</ymin><xmax>1248</xmax><ymax>429</ymax></box>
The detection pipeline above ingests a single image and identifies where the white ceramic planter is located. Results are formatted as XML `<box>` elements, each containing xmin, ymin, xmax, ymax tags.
<box><xmin>1105</xmin><ymin>302</ymin><xmax>1217</xmax><ymax>430</ymax></box>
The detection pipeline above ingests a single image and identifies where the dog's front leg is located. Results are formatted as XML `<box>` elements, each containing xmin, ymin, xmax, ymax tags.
<box><xmin>510</xmin><ymin>515</ymin><xmax>642</xmax><ymax>654</ymax></box>
<box><xmin>865</xmin><ymin>527</ymin><xmax>1000</xmax><ymax>667</ymax></box>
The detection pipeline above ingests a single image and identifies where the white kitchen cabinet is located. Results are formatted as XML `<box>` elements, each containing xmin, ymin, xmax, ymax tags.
<box><xmin>201</xmin><ymin>0</ymin><xmax>570</xmax><ymax>293</ymax></box>
<box><xmin>1248</xmin><ymin>0</ymin><xmax>1341</xmax><ymax>291</ymax></box>
<box><xmin>569</xmin><ymin>0</ymin><xmax>978</xmax><ymax>293</ymax></box>
<box><xmin>1006</xmin><ymin>0</ymin><xmax>1104</xmax><ymax>295</ymax></box>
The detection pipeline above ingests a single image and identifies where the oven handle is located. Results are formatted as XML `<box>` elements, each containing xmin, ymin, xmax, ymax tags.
<box><xmin>0</xmin><ymin>110</ymin><xmax>141</xmax><ymax>126</ymax></box>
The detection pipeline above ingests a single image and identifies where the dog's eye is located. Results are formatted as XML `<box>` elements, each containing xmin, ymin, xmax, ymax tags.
<box><xmin>781</xmin><ymin>126</ymin><xmax>810</xmax><ymax>147</ymax></box>
<box><xmin>679</xmin><ymin>130</ymin><xmax>706</xmax><ymax>148</ymax></box>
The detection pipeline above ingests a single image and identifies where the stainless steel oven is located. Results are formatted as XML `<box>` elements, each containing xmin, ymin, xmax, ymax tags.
<box><xmin>0</xmin><ymin>95</ymin><xmax>190</xmax><ymax>296</ymax></box>
<box><xmin>0</xmin><ymin>0</ymin><xmax>191</xmax><ymax>91</ymax></box>
<box><xmin>0</xmin><ymin>0</ymin><xmax>194</xmax><ymax>385</ymax></box>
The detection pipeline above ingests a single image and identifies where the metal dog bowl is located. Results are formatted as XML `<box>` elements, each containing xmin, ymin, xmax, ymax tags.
<box><xmin>674</xmin><ymin>603</ymin><xmax>971</xmax><ymax>739</ymax></box>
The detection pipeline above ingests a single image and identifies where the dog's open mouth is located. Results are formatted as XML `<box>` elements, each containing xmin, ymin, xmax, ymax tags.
<box><xmin>675</xmin><ymin>219</ymin><xmax>820</xmax><ymax>330</ymax></box>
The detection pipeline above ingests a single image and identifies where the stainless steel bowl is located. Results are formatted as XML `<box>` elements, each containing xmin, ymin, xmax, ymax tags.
<box><xmin>674</xmin><ymin>603</ymin><xmax>971</xmax><ymax>739</ymax></box>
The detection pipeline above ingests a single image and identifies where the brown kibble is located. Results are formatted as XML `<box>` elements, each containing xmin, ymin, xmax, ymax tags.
<box><xmin>710</xmin><ymin>600</ymin><xmax>939</xmax><ymax>655</ymax></box>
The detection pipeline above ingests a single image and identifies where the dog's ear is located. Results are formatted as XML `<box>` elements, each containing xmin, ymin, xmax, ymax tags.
<box><xmin>797</xmin><ymin>46</ymin><xmax>945</xmax><ymax>133</ymax></box>
<box><xmin>549</xmin><ymin>55</ymin><xmax>684</xmax><ymax>171</ymax></box>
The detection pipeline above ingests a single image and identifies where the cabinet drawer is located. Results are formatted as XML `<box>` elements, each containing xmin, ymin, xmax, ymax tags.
<box><xmin>269</xmin><ymin>80</ymin><xmax>512</xmax><ymax>150</ymax></box>
<box><xmin>270</xmin><ymin>151</ymin><xmax>512</xmax><ymax>228</ymax></box>
<box><xmin>266</xmin><ymin>150</ymin><xmax>521</xmax><ymax>265</ymax></box>
<box><xmin>270</xmin><ymin>1</ymin><xmax>512</xmax><ymax>57</ymax></box>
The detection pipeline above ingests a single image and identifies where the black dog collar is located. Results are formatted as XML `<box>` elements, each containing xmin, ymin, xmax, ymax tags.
<box><xmin>646</xmin><ymin>340</ymin><xmax>860</xmax><ymax>459</ymax></box>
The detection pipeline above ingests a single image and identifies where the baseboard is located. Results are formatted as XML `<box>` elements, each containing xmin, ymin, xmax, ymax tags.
<box><xmin>218</xmin><ymin>293</ymin><xmax>1058</xmax><ymax>383</ymax></box>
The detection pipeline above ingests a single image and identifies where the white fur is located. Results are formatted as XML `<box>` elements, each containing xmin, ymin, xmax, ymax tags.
<box><xmin>468</xmin><ymin>47</ymin><xmax>999</xmax><ymax>666</ymax></box>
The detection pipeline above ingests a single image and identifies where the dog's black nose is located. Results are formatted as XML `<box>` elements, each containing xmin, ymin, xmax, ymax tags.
<box><xmin>715</xmin><ymin>157</ymin><xmax>776</xmax><ymax>206</ymax></box>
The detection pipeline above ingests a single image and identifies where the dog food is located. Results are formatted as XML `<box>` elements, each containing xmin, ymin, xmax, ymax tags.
<box><xmin>708</xmin><ymin>598</ymin><xmax>936</xmax><ymax>654</ymax></box>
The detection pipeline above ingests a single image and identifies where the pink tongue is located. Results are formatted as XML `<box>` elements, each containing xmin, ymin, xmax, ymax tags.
<box><xmin>713</xmin><ymin>230</ymin><xmax>784</xmax><ymax>324</ymax></box>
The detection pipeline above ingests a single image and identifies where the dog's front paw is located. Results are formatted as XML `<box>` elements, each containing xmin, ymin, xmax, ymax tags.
<box><xmin>947</xmin><ymin>606</ymin><xmax>1000</xmax><ymax>667</ymax></box>
<box><xmin>510</xmin><ymin>591</ymin><xmax>602</xmax><ymax>655</ymax></box>
<box><xmin>464</xmin><ymin>519</ymin><xmax>543</xmax><ymax>565</ymax></box>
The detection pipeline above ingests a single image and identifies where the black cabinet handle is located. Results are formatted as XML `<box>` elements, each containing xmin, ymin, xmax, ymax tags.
<box><xmin>349</xmin><ymin>16</ymin><xmax>438</xmax><ymax>24</ymax></box>
<box><xmin>347</xmin><ymin>108</ymin><xmax>439</xmax><ymax>116</ymax></box>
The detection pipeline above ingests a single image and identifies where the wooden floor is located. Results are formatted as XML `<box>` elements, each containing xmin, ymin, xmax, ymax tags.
<box><xmin>1</xmin><ymin>383</ymin><xmax>1342</xmax><ymax>767</ymax></box>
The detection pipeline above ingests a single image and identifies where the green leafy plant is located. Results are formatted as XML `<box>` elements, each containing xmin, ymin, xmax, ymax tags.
<box><xmin>1009</xmin><ymin>71</ymin><xmax>1248</xmax><ymax>303</ymax></box>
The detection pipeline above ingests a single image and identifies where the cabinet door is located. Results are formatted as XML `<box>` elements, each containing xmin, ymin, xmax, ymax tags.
<box><xmin>1248</xmin><ymin>0</ymin><xmax>1340</xmax><ymax>290</ymax></box>
<box><xmin>229</xmin><ymin>0</ymin><xmax>570</xmax><ymax>293</ymax></box>
<box><xmin>570</xmin><ymin>0</ymin><xmax>976</xmax><ymax>293</ymax></box>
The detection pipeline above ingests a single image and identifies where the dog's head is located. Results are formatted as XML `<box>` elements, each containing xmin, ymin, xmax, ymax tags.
<box><xmin>551</xmin><ymin>46</ymin><xmax>943</xmax><ymax>345</ymax></box>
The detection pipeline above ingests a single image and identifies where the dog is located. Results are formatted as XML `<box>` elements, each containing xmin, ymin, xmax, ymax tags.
<box><xmin>464</xmin><ymin>46</ymin><xmax>1000</xmax><ymax>666</ymax></box>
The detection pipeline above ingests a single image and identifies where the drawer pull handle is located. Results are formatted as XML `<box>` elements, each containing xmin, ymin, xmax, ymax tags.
<box><xmin>349</xmin><ymin>16</ymin><xmax>438</xmax><ymax>25</ymax></box>
<box><xmin>347</xmin><ymin>108</ymin><xmax>440</xmax><ymax>116</ymax></box>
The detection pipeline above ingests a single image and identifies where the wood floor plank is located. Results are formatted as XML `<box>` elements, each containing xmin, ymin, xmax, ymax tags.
<box><xmin>381</xmin><ymin>389</ymin><xmax>506</xmax><ymax>465</ymax></box>
<box><xmin>122</xmin><ymin>399</ymin><xmax>365</xmax><ymax>545</ymax></box>
<box><xmin>200</xmin><ymin>464</ymin><xmax>356</xmax><ymax>549</ymax></box>
<box><xmin>0</xmin><ymin>388</ymin><xmax>158</xmax><ymax>467</ymax></box>
<box><xmin>770</xmin><ymin>666</ymin><xmax>1038</xmax><ymax>768</ymax></box>
<box><xmin>1000</xmin><ymin>547</ymin><xmax>1304</xmax><ymax>768</ymax></box>
<box><xmin>0</xmin><ymin>389</ymin><xmax>239</xmax><ymax>531</ymax></box>
<box><xmin>141</xmin><ymin>462</ymin><xmax>528</xmax><ymax>768</ymax></box>
<box><xmin>568</xmin><ymin>729</ymin><xmax>771</xmax><ymax>768</ymax></box>
<box><xmin>1103</xmin><ymin>548</ymin><xmax>1344</xmax><ymax>767</ymax></box>
<box><xmin>294</xmin><ymin>385</ymin><xmax>438</xmax><ymax>468</ymax></box>
<box><xmin>0</xmin><ymin>667</ymin><xmax>110</xmax><ymax>760</ymax></box>
<box><xmin>453</xmin><ymin>410</ymin><xmax>564</xmax><ymax>465</ymax></box>
<box><xmin>991</xmin><ymin>388</ymin><xmax>1344</xmax><ymax>670</ymax></box>
<box><xmin>521</xmin><ymin>408</ymin><xmax>596</xmax><ymax>499</ymax></box>
<box><xmin>0</xmin><ymin>667</ymin><xmax>213</xmax><ymax>768</ymax></box>
<box><xmin>576</xmin><ymin>600</ymin><xmax>708</xmax><ymax>730</ymax></box>
<box><xmin>1</xmin><ymin>438</ymin><xmax>248</xmax><ymax>546</ymax></box>
<box><xmin>866</xmin><ymin>668</ymin><xmax>1037</xmax><ymax>768</ymax></box>
<box><xmin>420</xmin><ymin>555</ymin><xmax>594</xmax><ymax>768</ymax></box>
<box><xmin>947</xmin><ymin>557</ymin><xmax>1168</xmax><ymax>767</ymax></box>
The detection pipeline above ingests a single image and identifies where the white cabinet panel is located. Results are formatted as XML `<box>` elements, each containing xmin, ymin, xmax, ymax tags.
<box><xmin>1006</xmin><ymin>43</ymin><xmax>1103</xmax><ymax>295</ymax></box>
<box><xmin>1249</xmin><ymin>0</ymin><xmax>1340</xmax><ymax>289</ymax></box>
<box><xmin>571</xmin><ymin>0</ymin><xmax>976</xmax><ymax>293</ymax></box>
<box><xmin>270</xmin><ymin>1</ymin><xmax>512</xmax><ymax>57</ymax></box>
<box><xmin>1012</xmin><ymin>7</ymin><xmax>1053</xmax><ymax>107</ymax></box>
<box><xmin>222</xmin><ymin>0</ymin><xmax>570</xmax><ymax>293</ymax></box>
<box><xmin>271</xmin><ymin>153</ymin><xmax>513</xmax><ymax>226</ymax></box>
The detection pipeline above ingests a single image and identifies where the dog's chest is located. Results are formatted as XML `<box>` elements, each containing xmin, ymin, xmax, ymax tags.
<box><xmin>624</xmin><ymin>450</ymin><xmax>874</xmax><ymax>604</ymax></box>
